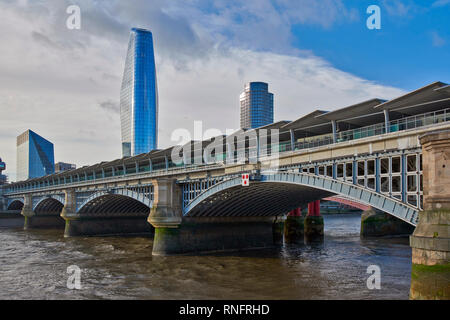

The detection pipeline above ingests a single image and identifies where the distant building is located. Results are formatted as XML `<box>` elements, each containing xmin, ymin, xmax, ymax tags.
<box><xmin>16</xmin><ymin>130</ymin><xmax>54</xmax><ymax>181</ymax></box>
<box><xmin>240</xmin><ymin>82</ymin><xmax>274</xmax><ymax>129</ymax></box>
<box><xmin>55</xmin><ymin>162</ymin><xmax>76</xmax><ymax>173</ymax></box>
<box><xmin>120</xmin><ymin>27</ymin><xmax>158</xmax><ymax>157</ymax></box>
<box><xmin>0</xmin><ymin>158</ymin><xmax>6</xmax><ymax>185</ymax></box>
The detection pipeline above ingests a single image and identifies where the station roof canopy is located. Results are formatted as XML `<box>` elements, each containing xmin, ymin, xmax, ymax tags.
<box><xmin>317</xmin><ymin>98</ymin><xmax>385</xmax><ymax>122</ymax></box>
<box><xmin>281</xmin><ymin>110</ymin><xmax>328</xmax><ymax>131</ymax></box>
<box><xmin>375</xmin><ymin>81</ymin><xmax>450</xmax><ymax>113</ymax></box>
<box><xmin>317</xmin><ymin>98</ymin><xmax>387</xmax><ymax>129</ymax></box>
<box><xmin>249</xmin><ymin>120</ymin><xmax>291</xmax><ymax>132</ymax></box>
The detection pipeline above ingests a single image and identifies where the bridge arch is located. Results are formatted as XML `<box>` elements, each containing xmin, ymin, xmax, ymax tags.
<box><xmin>184</xmin><ymin>172</ymin><xmax>418</xmax><ymax>226</ymax></box>
<box><xmin>77</xmin><ymin>190</ymin><xmax>152</xmax><ymax>215</ymax></box>
<box><xmin>7</xmin><ymin>199</ymin><xmax>24</xmax><ymax>211</ymax></box>
<box><xmin>33</xmin><ymin>197</ymin><xmax>64</xmax><ymax>215</ymax></box>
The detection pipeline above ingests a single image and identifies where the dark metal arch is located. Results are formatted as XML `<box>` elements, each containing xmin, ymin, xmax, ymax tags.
<box><xmin>7</xmin><ymin>200</ymin><xmax>24</xmax><ymax>211</ymax></box>
<box><xmin>78</xmin><ymin>194</ymin><xmax>151</xmax><ymax>216</ymax></box>
<box><xmin>186</xmin><ymin>182</ymin><xmax>331</xmax><ymax>218</ymax></box>
<box><xmin>184</xmin><ymin>173</ymin><xmax>419</xmax><ymax>225</ymax></box>
<box><xmin>34</xmin><ymin>198</ymin><xmax>64</xmax><ymax>215</ymax></box>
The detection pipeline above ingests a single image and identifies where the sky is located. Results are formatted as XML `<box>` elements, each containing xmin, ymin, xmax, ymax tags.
<box><xmin>0</xmin><ymin>0</ymin><xmax>448</xmax><ymax>181</ymax></box>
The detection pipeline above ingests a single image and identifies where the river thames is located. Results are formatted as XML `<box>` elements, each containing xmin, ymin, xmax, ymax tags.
<box><xmin>0</xmin><ymin>213</ymin><xmax>411</xmax><ymax>299</ymax></box>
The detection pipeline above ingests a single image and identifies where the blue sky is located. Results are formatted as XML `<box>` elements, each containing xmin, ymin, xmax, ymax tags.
<box><xmin>0</xmin><ymin>0</ymin><xmax>448</xmax><ymax>180</ymax></box>
<box><xmin>290</xmin><ymin>0</ymin><xmax>450</xmax><ymax>89</ymax></box>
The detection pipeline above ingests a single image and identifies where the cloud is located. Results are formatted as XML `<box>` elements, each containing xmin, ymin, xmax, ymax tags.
<box><xmin>382</xmin><ymin>0</ymin><xmax>414</xmax><ymax>17</ymax></box>
<box><xmin>99</xmin><ymin>100</ymin><xmax>120</xmax><ymax>113</ymax></box>
<box><xmin>0</xmin><ymin>0</ymin><xmax>406</xmax><ymax>181</ymax></box>
<box><xmin>432</xmin><ymin>0</ymin><xmax>450</xmax><ymax>7</ymax></box>
<box><xmin>431</xmin><ymin>31</ymin><xmax>446</xmax><ymax>47</ymax></box>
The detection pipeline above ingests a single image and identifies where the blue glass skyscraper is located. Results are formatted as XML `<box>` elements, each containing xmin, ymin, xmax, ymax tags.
<box><xmin>120</xmin><ymin>28</ymin><xmax>158</xmax><ymax>157</ymax></box>
<box><xmin>240</xmin><ymin>82</ymin><xmax>274</xmax><ymax>129</ymax></box>
<box><xmin>16</xmin><ymin>130</ymin><xmax>54</xmax><ymax>181</ymax></box>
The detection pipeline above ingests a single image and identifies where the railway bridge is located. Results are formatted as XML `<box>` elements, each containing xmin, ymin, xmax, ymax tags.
<box><xmin>1</xmin><ymin>81</ymin><xmax>449</xmax><ymax>299</ymax></box>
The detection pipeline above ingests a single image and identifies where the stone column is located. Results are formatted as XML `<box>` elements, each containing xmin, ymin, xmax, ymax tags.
<box><xmin>304</xmin><ymin>200</ymin><xmax>324</xmax><ymax>243</ymax></box>
<box><xmin>60</xmin><ymin>189</ymin><xmax>78</xmax><ymax>237</ymax></box>
<box><xmin>284</xmin><ymin>208</ymin><xmax>304</xmax><ymax>244</ymax></box>
<box><xmin>410</xmin><ymin>130</ymin><xmax>450</xmax><ymax>300</ymax></box>
<box><xmin>21</xmin><ymin>194</ymin><xmax>34</xmax><ymax>230</ymax></box>
<box><xmin>148</xmin><ymin>178</ymin><xmax>183</xmax><ymax>255</ymax></box>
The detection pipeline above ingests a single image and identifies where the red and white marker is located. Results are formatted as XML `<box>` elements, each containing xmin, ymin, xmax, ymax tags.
<box><xmin>241</xmin><ymin>173</ymin><xmax>250</xmax><ymax>186</ymax></box>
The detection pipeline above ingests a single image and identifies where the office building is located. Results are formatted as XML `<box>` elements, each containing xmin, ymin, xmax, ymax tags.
<box><xmin>0</xmin><ymin>158</ymin><xmax>6</xmax><ymax>185</ymax></box>
<box><xmin>240</xmin><ymin>82</ymin><xmax>274</xmax><ymax>129</ymax></box>
<box><xmin>16</xmin><ymin>130</ymin><xmax>54</xmax><ymax>181</ymax></box>
<box><xmin>120</xmin><ymin>27</ymin><xmax>158</xmax><ymax>157</ymax></box>
<box><xmin>55</xmin><ymin>162</ymin><xmax>76</xmax><ymax>173</ymax></box>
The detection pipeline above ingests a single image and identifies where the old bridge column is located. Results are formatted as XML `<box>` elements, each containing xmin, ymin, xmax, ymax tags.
<box><xmin>304</xmin><ymin>200</ymin><xmax>324</xmax><ymax>243</ymax></box>
<box><xmin>21</xmin><ymin>194</ymin><xmax>34</xmax><ymax>230</ymax></box>
<box><xmin>410</xmin><ymin>130</ymin><xmax>450</xmax><ymax>300</ymax></box>
<box><xmin>148</xmin><ymin>178</ymin><xmax>183</xmax><ymax>255</ymax></box>
<box><xmin>284</xmin><ymin>208</ymin><xmax>304</xmax><ymax>244</ymax></box>
<box><xmin>60</xmin><ymin>188</ymin><xmax>78</xmax><ymax>237</ymax></box>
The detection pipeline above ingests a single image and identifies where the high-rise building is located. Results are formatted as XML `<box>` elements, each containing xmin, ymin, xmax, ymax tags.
<box><xmin>0</xmin><ymin>158</ymin><xmax>6</xmax><ymax>185</ymax></box>
<box><xmin>240</xmin><ymin>82</ymin><xmax>274</xmax><ymax>129</ymax></box>
<box><xmin>120</xmin><ymin>27</ymin><xmax>158</xmax><ymax>157</ymax></box>
<box><xmin>55</xmin><ymin>162</ymin><xmax>76</xmax><ymax>173</ymax></box>
<box><xmin>16</xmin><ymin>130</ymin><xmax>54</xmax><ymax>181</ymax></box>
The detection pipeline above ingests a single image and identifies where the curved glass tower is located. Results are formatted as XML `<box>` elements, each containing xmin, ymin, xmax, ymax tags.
<box><xmin>120</xmin><ymin>28</ymin><xmax>158</xmax><ymax>157</ymax></box>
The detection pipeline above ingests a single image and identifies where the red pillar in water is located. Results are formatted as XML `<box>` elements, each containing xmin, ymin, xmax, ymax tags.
<box><xmin>314</xmin><ymin>200</ymin><xmax>320</xmax><ymax>216</ymax></box>
<box><xmin>288</xmin><ymin>208</ymin><xmax>302</xmax><ymax>216</ymax></box>
<box><xmin>307</xmin><ymin>200</ymin><xmax>321</xmax><ymax>216</ymax></box>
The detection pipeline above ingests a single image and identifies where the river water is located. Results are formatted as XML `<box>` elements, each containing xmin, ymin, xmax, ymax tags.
<box><xmin>0</xmin><ymin>213</ymin><xmax>411</xmax><ymax>300</ymax></box>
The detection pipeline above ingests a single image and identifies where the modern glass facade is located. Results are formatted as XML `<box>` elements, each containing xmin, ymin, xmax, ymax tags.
<box><xmin>16</xmin><ymin>130</ymin><xmax>54</xmax><ymax>181</ymax></box>
<box><xmin>240</xmin><ymin>82</ymin><xmax>274</xmax><ymax>129</ymax></box>
<box><xmin>120</xmin><ymin>28</ymin><xmax>158</xmax><ymax>157</ymax></box>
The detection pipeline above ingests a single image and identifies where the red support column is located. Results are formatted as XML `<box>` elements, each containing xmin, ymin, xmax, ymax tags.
<box><xmin>288</xmin><ymin>208</ymin><xmax>302</xmax><ymax>216</ymax></box>
<box><xmin>314</xmin><ymin>200</ymin><xmax>320</xmax><ymax>216</ymax></box>
<box><xmin>307</xmin><ymin>202</ymin><xmax>314</xmax><ymax>216</ymax></box>
<box><xmin>307</xmin><ymin>201</ymin><xmax>321</xmax><ymax>216</ymax></box>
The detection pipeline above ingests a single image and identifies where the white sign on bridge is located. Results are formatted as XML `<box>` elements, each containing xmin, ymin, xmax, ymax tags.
<box><xmin>241</xmin><ymin>173</ymin><xmax>250</xmax><ymax>186</ymax></box>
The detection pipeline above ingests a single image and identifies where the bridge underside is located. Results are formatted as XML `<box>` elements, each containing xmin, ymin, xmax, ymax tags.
<box><xmin>78</xmin><ymin>194</ymin><xmax>150</xmax><ymax>216</ymax></box>
<box><xmin>7</xmin><ymin>200</ymin><xmax>23</xmax><ymax>211</ymax></box>
<box><xmin>35</xmin><ymin>198</ymin><xmax>64</xmax><ymax>215</ymax></box>
<box><xmin>186</xmin><ymin>182</ymin><xmax>332</xmax><ymax>217</ymax></box>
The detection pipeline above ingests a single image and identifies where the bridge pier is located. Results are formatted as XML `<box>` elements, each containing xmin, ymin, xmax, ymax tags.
<box><xmin>360</xmin><ymin>207</ymin><xmax>414</xmax><ymax>238</ymax></box>
<box><xmin>284</xmin><ymin>208</ymin><xmax>304</xmax><ymax>244</ymax></box>
<box><xmin>410</xmin><ymin>130</ymin><xmax>450</xmax><ymax>300</ymax></box>
<box><xmin>152</xmin><ymin>216</ymin><xmax>277</xmax><ymax>255</ymax></box>
<box><xmin>273</xmin><ymin>216</ymin><xmax>285</xmax><ymax>245</ymax></box>
<box><xmin>304</xmin><ymin>200</ymin><xmax>324</xmax><ymax>243</ymax></box>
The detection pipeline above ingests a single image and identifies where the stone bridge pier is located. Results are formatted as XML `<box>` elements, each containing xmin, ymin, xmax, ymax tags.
<box><xmin>410</xmin><ymin>130</ymin><xmax>450</xmax><ymax>300</ymax></box>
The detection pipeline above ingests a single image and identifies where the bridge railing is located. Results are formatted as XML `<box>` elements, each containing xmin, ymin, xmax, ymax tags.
<box><xmin>285</xmin><ymin>107</ymin><xmax>450</xmax><ymax>152</ymax></box>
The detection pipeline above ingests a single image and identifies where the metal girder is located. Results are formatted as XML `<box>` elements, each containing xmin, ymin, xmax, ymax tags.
<box><xmin>183</xmin><ymin>172</ymin><xmax>418</xmax><ymax>225</ymax></box>
<box><xmin>76</xmin><ymin>188</ymin><xmax>153</xmax><ymax>213</ymax></box>
<box><xmin>32</xmin><ymin>195</ymin><xmax>65</xmax><ymax>211</ymax></box>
